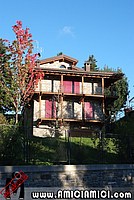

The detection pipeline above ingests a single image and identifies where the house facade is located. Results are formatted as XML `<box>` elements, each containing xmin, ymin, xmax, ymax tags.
<box><xmin>25</xmin><ymin>54</ymin><xmax>123</xmax><ymax>137</ymax></box>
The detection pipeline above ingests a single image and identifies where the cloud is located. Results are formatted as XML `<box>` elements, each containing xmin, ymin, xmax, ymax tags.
<box><xmin>59</xmin><ymin>26</ymin><xmax>75</xmax><ymax>37</ymax></box>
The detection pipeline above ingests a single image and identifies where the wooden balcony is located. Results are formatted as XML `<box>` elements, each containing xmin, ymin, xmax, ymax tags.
<box><xmin>35</xmin><ymin>116</ymin><xmax>103</xmax><ymax>124</ymax></box>
<box><xmin>35</xmin><ymin>85</ymin><xmax>104</xmax><ymax>98</ymax></box>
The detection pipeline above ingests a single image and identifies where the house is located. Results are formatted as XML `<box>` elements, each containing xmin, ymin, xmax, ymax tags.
<box><xmin>24</xmin><ymin>54</ymin><xmax>123</xmax><ymax>138</ymax></box>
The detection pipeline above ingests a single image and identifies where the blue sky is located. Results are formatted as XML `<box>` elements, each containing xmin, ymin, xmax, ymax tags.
<box><xmin>0</xmin><ymin>0</ymin><xmax>134</xmax><ymax>101</ymax></box>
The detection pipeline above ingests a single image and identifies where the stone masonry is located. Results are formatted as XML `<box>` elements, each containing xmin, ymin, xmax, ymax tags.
<box><xmin>0</xmin><ymin>165</ymin><xmax>134</xmax><ymax>188</ymax></box>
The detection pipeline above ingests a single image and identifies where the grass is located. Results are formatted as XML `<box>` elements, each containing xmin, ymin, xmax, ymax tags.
<box><xmin>29</xmin><ymin>136</ymin><xmax>119</xmax><ymax>165</ymax></box>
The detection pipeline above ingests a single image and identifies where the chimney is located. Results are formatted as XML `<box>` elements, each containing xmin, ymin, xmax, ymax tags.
<box><xmin>84</xmin><ymin>61</ymin><xmax>92</xmax><ymax>71</ymax></box>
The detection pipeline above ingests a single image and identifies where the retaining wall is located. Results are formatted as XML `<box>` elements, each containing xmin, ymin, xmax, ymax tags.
<box><xmin>0</xmin><ymin>165</ymin><xmax>134</xmax><ymax>188</ymax></box>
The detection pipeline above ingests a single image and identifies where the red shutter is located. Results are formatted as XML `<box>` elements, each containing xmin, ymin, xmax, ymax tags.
<box><xmin>45</xmin><ymin>100</ymin><xmax>52</xmax><ymax>118</ymax></box>
<box><xmin>74</xmin><ymin>81</ymin><xmax>80</xmax><ymax>94</ymax></box>
<box><xmin>53</xmin><ymin>101</ymin><xmax>56</xmax><ymax>118</ymax></box>
<box><xmin>63</xmin><ymin>81</ymin><xmax>72</xmax><ymax>93</ymax></box>
<box><xmin>84</xmin><ymin>102</ymin><xmax>93</xmax><ymax>119</ymax></box>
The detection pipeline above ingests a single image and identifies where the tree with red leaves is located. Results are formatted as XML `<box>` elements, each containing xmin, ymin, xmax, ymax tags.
<box><xmin>0</xmin><ymin>21</ymin><xmax>44</xmax><ymax>123</ymax></box>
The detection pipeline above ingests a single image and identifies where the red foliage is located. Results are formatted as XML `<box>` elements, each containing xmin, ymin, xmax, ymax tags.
<box><xmin>8</xmin><ymin>20</ymin><xmax>44</xmax><ymax>107</ymax></box>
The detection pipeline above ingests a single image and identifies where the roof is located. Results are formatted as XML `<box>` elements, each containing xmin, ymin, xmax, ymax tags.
<box><xmin>36</xmin><ymin>66</ymin><xmax>123</xmax><ymax>79</ymax></box>
<box><xmin>40</xmin><ymin>54</ymin><xmax>78</xmax><ymax>65</ymax></box>
<box><xmin>37</xmin><ymin>54</ymin><xmax>124</xmax><ymax>79</ymax></box>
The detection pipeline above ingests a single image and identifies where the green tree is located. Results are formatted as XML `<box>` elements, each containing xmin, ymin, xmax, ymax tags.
<box><xmin>113</xmin><ymin>114</ymin><xmax>134</xmax><ymax>163</ymax></box>
<box><xmin>105</xmin><ymin>75</ymin><xmax>128</xmax><ymax>115</ymax></box>
<box><xmin>114</xmin><ymin>76</ymin><xmax>128</xmax><ymax>111</ymax></box>
<box><xmin>0</xmin><ymin>114</ymin><xmax>24</xmax><ymax>165</ymax></box>
<box><xmin>87</xmin><ymin>55</ymin><xmax>99</xmax><ymax>71</ymax></box>
<box><xmin>0</xmin><ymin>39</ymin><xmax>12</xmax><ymax>113</ymax></box>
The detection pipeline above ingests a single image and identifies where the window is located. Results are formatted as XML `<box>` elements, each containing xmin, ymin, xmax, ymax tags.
<box><xmin>60</xmin><ymin>65</ymin><xmax>66</xmax><ymax>69</ymax></box>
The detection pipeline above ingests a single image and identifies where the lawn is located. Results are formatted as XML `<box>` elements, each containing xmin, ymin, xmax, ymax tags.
<box><xmin>29</xmin><ymin>136</ymin><xmax>119</xmax><ymax>165</ymax></box>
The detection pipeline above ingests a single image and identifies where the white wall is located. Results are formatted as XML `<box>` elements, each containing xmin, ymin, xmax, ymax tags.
<box><xmin>33</xmin><ymin>100</ymin><xmax>39</xmax><ymax>121</ymax></box>
<box><xmin>83</xmin><ymin>82</ymin><xmax>92</xmax><ymax>94</ymax></box>
<box><xmin>74</xmin><ymin>102</ymin><xmax>82</xmax><ymax>119</ymax></box>
<box><xmin>35</xmin><ymin>80</ymin><xmax>61</xmax><ymax>93</ymax></box>
<box><xmin>62</xmin><ymin>101</ymin><xmax>82</xmax><ymax>119</ymax></box>
<box><xmin>40</xmin><ymin>61</ymin><xmax>71</xmax><ymax>69</ymax></box>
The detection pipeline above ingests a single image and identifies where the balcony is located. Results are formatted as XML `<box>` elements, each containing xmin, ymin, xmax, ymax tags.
<box><xmin>62</xmin><ymin>85</ymin><xmax>103</xmax><ymax>96</ymax></box>
<box><xmin>33</xmin><ymin>99</ymin><xmax>103</xmax><ymax>123</ymax></box>
<box><xmin>35</xmin><ymin>80</ymin><xmax>103</xmax><ymax>97</ymax></box>
<box><xmin>92</xmin><ymin>86</ymin><xmax>102</xmax><ymax>95</ymax></box>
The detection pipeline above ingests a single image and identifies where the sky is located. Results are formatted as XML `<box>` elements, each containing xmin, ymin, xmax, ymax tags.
<box><xmin>0</xmin><ymin>0</ymin><xmax>134</xmax><ymax>102</ymax></box>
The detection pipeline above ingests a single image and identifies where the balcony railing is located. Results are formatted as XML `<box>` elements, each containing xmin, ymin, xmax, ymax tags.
<box><xmin>93</xmin><ymin>86</ymin><xmax>102</xmax><ymax>95</ymax></box>
<box><xmin>35</xmin><ymin>82</ymin><xmax>103</xmax><ymax>95</ymax></box>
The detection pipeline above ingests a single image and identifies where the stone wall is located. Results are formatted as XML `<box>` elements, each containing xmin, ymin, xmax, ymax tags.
<box><xmin>0</xmin><ymin>165</ymin><xmax>134</xmax><ymax>188</ymax></box>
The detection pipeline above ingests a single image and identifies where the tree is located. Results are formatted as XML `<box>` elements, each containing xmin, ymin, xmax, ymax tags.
<box><xmin>0</xmin><ymin>39</ymin><xmax>12</xmax><ymax>113</ymax></box>
<box><xmin>0</xmin><ymin>113</ymin><xmax>24</xmax><ymax>165</ymax></box>
<box><xmin>0</xmin><ymin>21</ymin><xmax>44</xmax><ymax>123</ymax></box>
<box><xmin>113</xmin><ymin>76</ymin><xmax>128</xmax><ymax>111</ymax></box>
<box><xmin>113</xmin><ymin>113</ymin><xmax>134</xmax><ymax>163</ymax></box>
<box><xmin>105</xmin><ymin>75</ymin><xmax>128</xmax><ymax>116</ymax></box>
<box><xmin>87</xmin><ymin>55</ymin><xmax>99</xmax><ymax>71</ymax></box>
